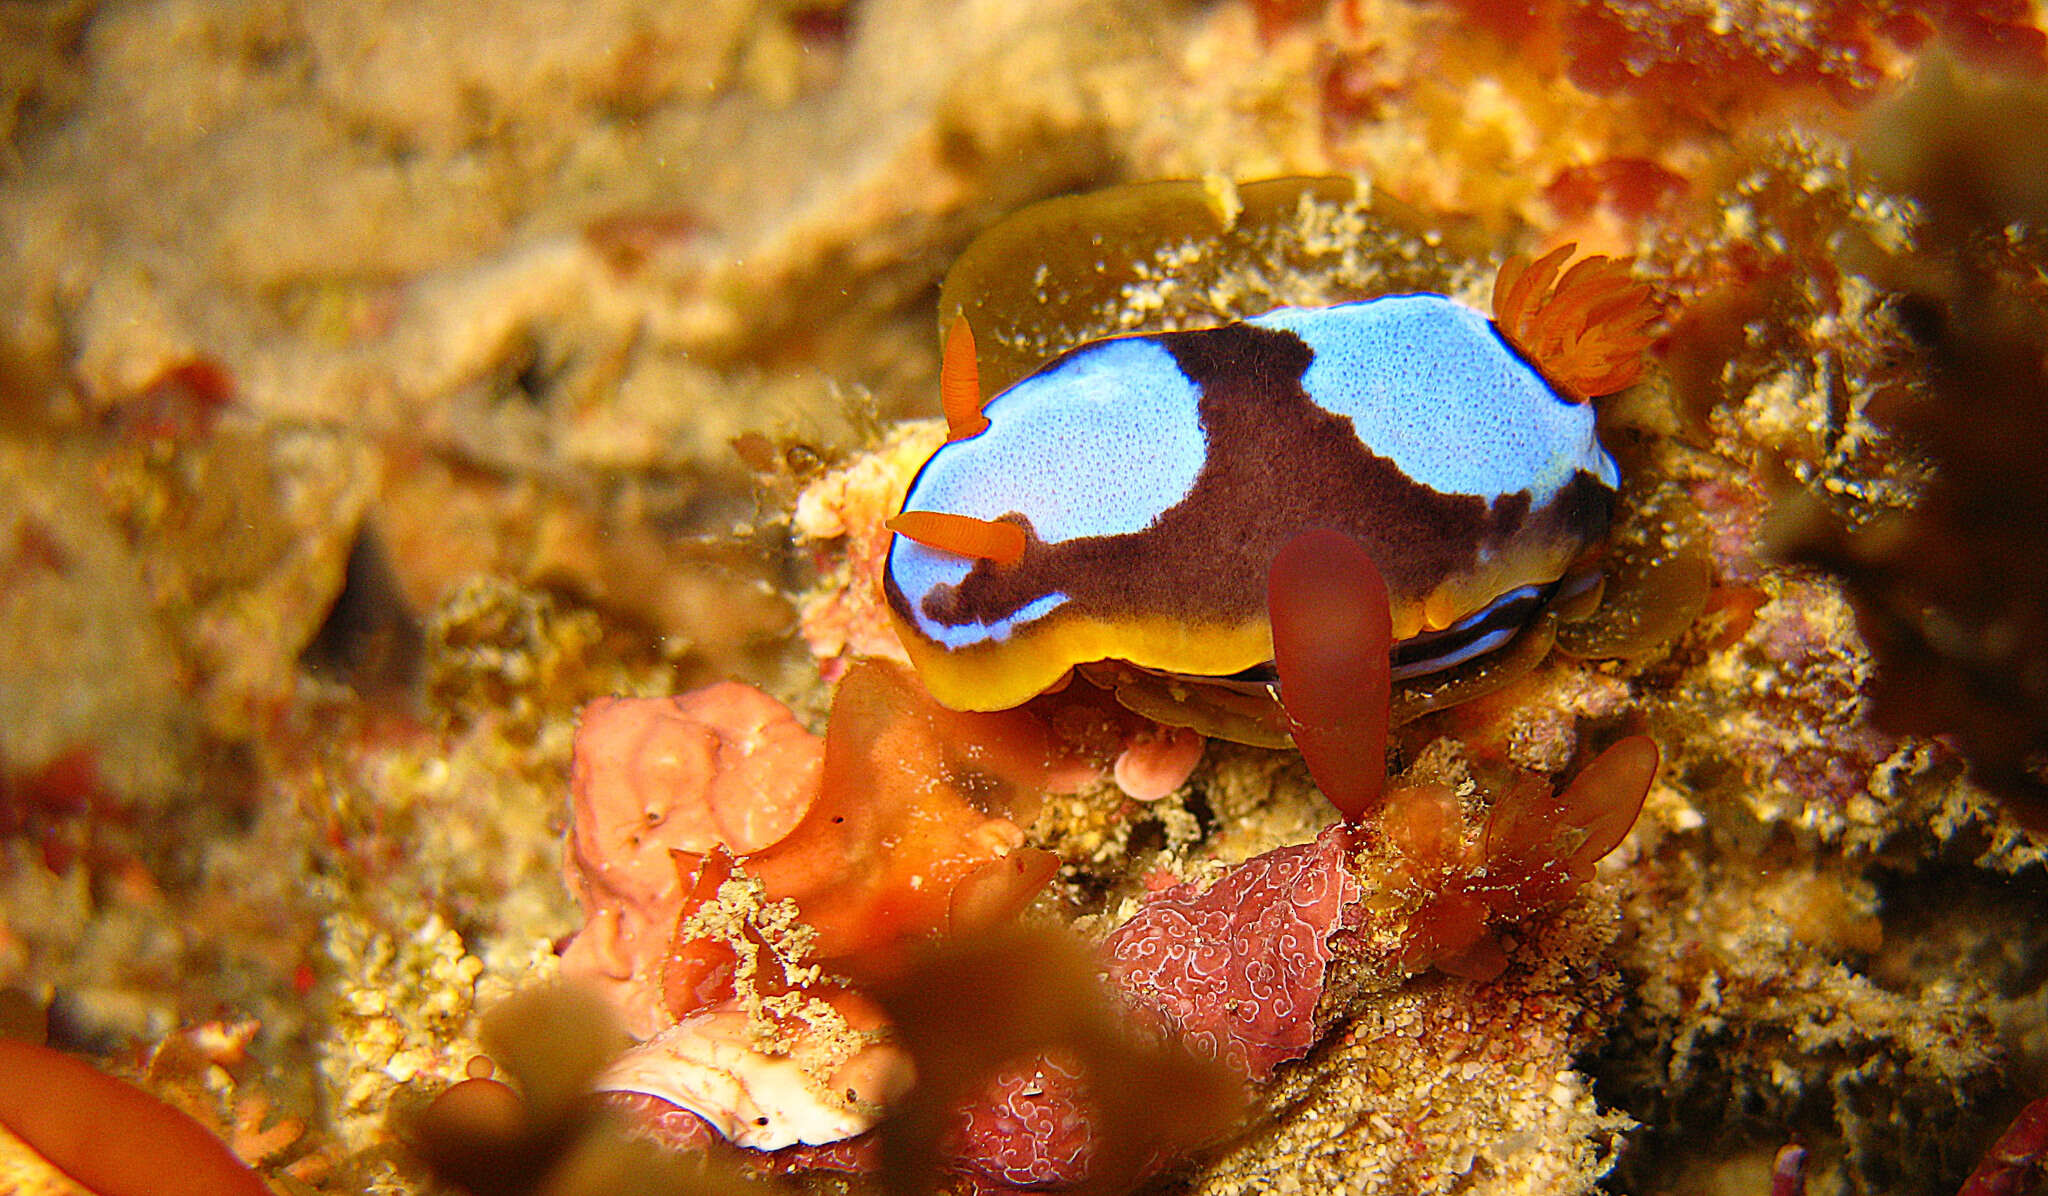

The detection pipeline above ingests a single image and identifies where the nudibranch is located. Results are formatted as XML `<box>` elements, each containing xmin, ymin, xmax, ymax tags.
<box><xmin>884</xmin><ymin>245</ymin><xmax>1656</xmax><ymax>721</ymax></box>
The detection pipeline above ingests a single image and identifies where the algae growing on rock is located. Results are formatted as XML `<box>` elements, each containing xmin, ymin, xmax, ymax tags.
<box><xmin>3</xmin><ymin>4</ymin><xmax>2048</xmax><ymax>1196</ymax></box>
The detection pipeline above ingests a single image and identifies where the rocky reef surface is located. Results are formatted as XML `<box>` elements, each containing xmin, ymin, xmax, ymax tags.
<box><xmin>2</xmin><ymin>2</ymin><xmax>2047</xmax><ymax>1194</ymax></box>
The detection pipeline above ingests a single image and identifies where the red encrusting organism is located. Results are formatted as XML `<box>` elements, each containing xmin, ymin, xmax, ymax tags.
<box><xmin>947</xmin><ymin>1054</ymin><xmax>1098</xmax><ymax>1188</ymax></box>
<box><xmin>0</xmin><ymin>744</ymin><xmax>125</xmax><ymax>876</ymax></box>
<box><xmin>940</xmin><ymin>733</ymin><xmax>1661</xmax><ymax>1184</ymax></box>
<box><xmin>740</xmin><ymin>658</ymin><xmax>1056</xmax><ymax>976</ymax></box>
<box><xmin>1437</xmin><ymin>0</ymin><xmax>2046</xmax><ymax>107</ymax></box>
<box><xmin>1542</xmin><ymin>157</ymin><xmax>1690</xmax><ymax>224</ymax></box>
<box><xmin>1101</xmin><ymin>821</ymin><xmax>1365</xmax><ymax>1077</ymax></box>
<box><xmin>562</xmin><ymin>658</ymin><xmax>1062</xmax><ymax>1029</ymax></box>
<box><xmin>1957</xmin><ymin>1095</ymin><xmax>2048</xmax><ymax>1196</ymax></box>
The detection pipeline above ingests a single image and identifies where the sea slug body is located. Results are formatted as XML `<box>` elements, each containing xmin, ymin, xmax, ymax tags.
<box><xmin>884</xmin><ymin>287</ymin><xmax>1626</xmax><ymax>715</ymax></box>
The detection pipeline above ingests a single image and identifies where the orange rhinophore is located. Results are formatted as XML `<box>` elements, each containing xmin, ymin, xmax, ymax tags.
<box><xmin>886</xmin><ymin>509</ymin><xmax>1026</xmax><ymax>565</ymax></box>
<box><xmin>940</xmin><ymin>316</ymin><xmax>989</xmax><ymax>441</ymax></box>
<box><xmin>1493</xmin><ymin>243</ymin><xmax>1660</xmax><ymax>400</ymax></box>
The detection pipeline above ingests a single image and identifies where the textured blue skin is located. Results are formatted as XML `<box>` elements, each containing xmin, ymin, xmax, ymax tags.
<box><xmin>891</xmin><ymin>336</ymin><xmax>1203</xmax><ymax>647</ymax></box>
<box><xmin>889</xmin><ymin>293</ymin><xmax>1616</xmax><ymax>655</ymax></box>
<box><xmin>1259</xmin><ymin>298</ymin><xmax>1619</xmax><ymax>500</ymax></box>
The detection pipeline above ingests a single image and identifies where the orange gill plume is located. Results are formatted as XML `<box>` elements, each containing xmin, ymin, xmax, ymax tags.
<box><xmin>1492</xmin><ymin>243</ymin><xmax>1660</xmax><ymax>401</ymax></box>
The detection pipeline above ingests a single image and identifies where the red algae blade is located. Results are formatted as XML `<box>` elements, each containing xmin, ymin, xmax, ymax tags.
<box><xmin>1557</xmin><ymin>734</ymin><xmax>1659</xmax><ymax>872</ymax></box>
<box><xmin>948</xmin><ymin>846</ymin><xmax>1061</xmax><ymax>936</ymax></box>
<box><xmin>1481</xmin><ymin>734</ymin><xmax>1658</xmax><ymax>909</ymax></box>
<box><xmin>0</xmin><ymin>1039</ymin><xmax>272</xmax><ymax>1196</ymax></box>
<box><xmin>1269</xmin><ymin>528</ymin><xmax>1392</xmax><ymax>822</ymax></box>
<box><xmin>746</xmin><ymin>659</ymin><xmax>1052</xmax><ymax>970</ymax></box>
